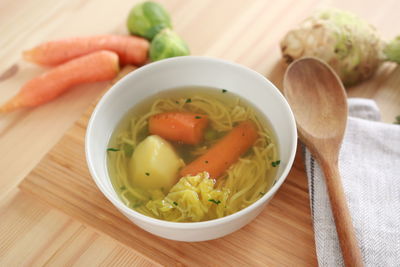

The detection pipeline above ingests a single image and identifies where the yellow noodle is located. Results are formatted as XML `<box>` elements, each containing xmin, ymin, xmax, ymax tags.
<box><xmin>107</xmin><ymin>94</ymin><xmax>278</xmax><ymax>222</ymax></box>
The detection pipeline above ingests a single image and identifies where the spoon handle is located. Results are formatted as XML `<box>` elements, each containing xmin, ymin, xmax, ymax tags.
<box><xmin>320</xmin><ymin>160</ymin><xmax>364</xmax><ymax>267</ymax></box>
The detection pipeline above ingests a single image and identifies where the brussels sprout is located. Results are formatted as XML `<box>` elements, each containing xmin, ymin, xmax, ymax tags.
<box><xmin>150</xmin><ymin>29</ymin><xmax>190</xmax><ymax>61</ymax></box>
<box><xmin>127</xmin><ymin>1</ymin><xmax>172</xmax><ymax>40</ymax></box>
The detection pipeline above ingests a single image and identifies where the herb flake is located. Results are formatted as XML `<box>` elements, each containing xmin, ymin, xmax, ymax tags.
<box><xmin>272</xmin><ymin>160</ymin><xmax>281</xmax><ymax>167</ymax></box>
<box><xmin>107</xmin><ymin>148</ymin><xmax>120</xmax><ymax>152</ymax></box>
<box><xmin>120</xmin><ymin>185</ymin><xmax>126</xmax><ymax>191</ymax></box>
<box><xmin>222</xmin><ymin>89</ymin><xmax>228</xmax><ymax>93</ymax></box>
<box><xmin>145</xmin><ymin>172</ymin><xmax>150</xmax><ymax>176</ymax></box>
<box><xmin>195</xmin><ymin>116</ymin><xmax>202</xmax><ymax>119</ymax></box>
<box><xmin>185</xmin><ymin>98</ymin><xmax>192</xmax><ymax>103</ymax></box>
<box><xmin>173</xmin><ymin>201</ymin><xmax>178</xmax><ymax>206</ymax></box>
<box><xmin>208</xmin><ymin>199</ymin><xmax>221</xmax><ymax>205</ymax></box>
<box><xmin>259</xmin><ymin>192</ymin><xmax>265</xmax><ymax>196</ymax></box>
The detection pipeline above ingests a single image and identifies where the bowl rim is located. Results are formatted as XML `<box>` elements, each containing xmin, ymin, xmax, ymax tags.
<box><xmin>85</xmin><ymin>56</ymin><xmax>297</xmax><ymax>229</ymax></box>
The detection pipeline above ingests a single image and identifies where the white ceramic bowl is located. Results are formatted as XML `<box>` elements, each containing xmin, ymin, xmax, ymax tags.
<box><xmin>86</xmin><ymin>56</ymin><xmax>297</xmax><ymax>242</ymax></box>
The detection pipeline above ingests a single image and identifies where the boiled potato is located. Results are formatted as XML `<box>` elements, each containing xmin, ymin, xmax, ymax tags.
<box><xmin>129</xmin><ymin>135</ymin><xmax>184</xmax><ymax>190</ymax></box>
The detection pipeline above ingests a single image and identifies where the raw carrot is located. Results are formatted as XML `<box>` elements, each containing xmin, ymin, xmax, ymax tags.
<box><xmin>149</xmin><ymin>112</ymin><xmax>209</xmax><ymax>145</ymax></box>
<box><xmin>23</xmin><ymin>35</ymin><xmax>149</xmax><ymax>66</ymax></box>
<box><xmin>180</xmin><ymin>120</ymin><xmax>259</xmax><ymax>178</ymax></box>
<box><xmin>0</xmin><ymin>50</ymin><xmax>119</xmax><ymax>113</ymax></box>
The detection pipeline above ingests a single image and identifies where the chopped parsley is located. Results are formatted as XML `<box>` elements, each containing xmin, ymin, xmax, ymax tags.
<box><xmin>273</xmin><ymin>180</ymin><xmax>277</xmax><ymax>186</ymax></box>
<box><xmin>259</xmin><ymin>192</ymin><xmax>265</xmax><ymax>196</ymax></box>
<box><xmin>145</xmin><ymin>172</ymin><xmax>150</xmax><ymax>176</ymax></box>
<box><xmin>173</xmin><ymin>201</ymin><xmax>178</xmax><ymax>206</ymax></box>
<box><xmin>195</xmin><ymin>116</ymin><xmax>202</xmax><ymax>119</ymax></box>
<box><xmin>222</xmin><ymin>89</ymin><xmax>228</xmax><ymax>93</ymax></box>
<box><xmin>272</xmin><ymin>160</ymin><xmax>281</xmax><ymax>167</ymax></box>
<box><xmin>208</xmin><ymin>199</ymin><xmax>221</xmax><ymax>205</ymax></box>
<box><xmin>107</xmin><ymin>148</ymin><xmax>120</xmax><ymax>152</ymax></box>
<box><xmin>185</xmin><ymin>98</ymin><xmax>192</xmax><ymax>103</ymax></box>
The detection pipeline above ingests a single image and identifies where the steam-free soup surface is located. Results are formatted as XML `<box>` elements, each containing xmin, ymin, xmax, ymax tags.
<box><xmin>107</xmin><ymin>87</ymin><xmax>279</xmax><ymax>222</ymax></box>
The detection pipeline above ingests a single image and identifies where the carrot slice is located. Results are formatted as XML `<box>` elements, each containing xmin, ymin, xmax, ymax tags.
<box><xmin>149</xmin><ymin>112</ymin><xmax>209</xmax><ymax>145</ymax></box>
<box><xmin>23</xmin><ymin>35</ymin><xmax>149</xmax><ymax>66</ymax></box>
<box><xmin>180</xmin><ymin>120</ymin><xmax>259</xmax><ymax>178</ymax></box>
<box><xmin>0</xmin><ymin>50</ymin><xmax>119</xmax><ymax>112</ymax></box>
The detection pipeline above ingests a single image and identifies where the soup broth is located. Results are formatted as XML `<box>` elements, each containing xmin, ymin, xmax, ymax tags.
<box><xmin>107</xmin><ymin>86</ymin><xmax>279</xmax><ymax>222</ymax></box>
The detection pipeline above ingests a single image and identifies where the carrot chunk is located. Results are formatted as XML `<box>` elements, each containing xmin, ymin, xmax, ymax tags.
<box><xmin>180</xmin><ymin>120</ymin><xmax>259</xmax><ymax>178</ymax></box>
<box><xmin>149</xmin><ymin>112</ymin><xmax>209</xmax><ymax>145</ymax></box>
<box><xmin>23</xmin><ymin>35</ymin><xmax>149</xmax><ymax>66</ymax></box>
<box><xmin>0</xmin><ymin>50</ymin><xmax>119</xmax><ymax>112</ymax></box>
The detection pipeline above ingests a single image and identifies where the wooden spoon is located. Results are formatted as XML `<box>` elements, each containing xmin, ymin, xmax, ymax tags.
<box><xmin>283</xmin><ymin>57</ymin><xmax>363</xmax><ymax>267</ymax></box>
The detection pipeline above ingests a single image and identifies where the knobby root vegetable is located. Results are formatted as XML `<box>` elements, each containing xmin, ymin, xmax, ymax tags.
<box><xmin>280</xmin><ymin>8</ymin><xmax>400</xmax><ymax>85</ymax></box>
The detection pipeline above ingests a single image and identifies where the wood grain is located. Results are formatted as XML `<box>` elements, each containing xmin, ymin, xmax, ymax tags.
<box><xmin>1</xmin><ymin>0</ymin><xmax>400</xmax><ymax>265</ymax></box>
<box><xmin>0</xmin><ymin>191</ymin><xmax>157</xmax><ymax>266</ymax></box>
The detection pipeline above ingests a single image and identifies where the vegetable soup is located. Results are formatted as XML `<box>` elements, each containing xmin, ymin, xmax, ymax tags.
<box><xmin>107</xmin><ymin>86</ymin><xmax>279</xmax><ymax>222</ymax></box>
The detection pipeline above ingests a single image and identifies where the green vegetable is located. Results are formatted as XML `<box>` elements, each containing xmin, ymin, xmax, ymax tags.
<box><xmin>395</xmin><ymin>115</ymin><xmax>400</xmax><ymax>124</ymax></box>
<box><xmin>384</xmin><ymin>36</ymin><xmax>400</xmax><ymax>64</ymax></box>
<box><xmin>127</xmin><ymin>1</ymin><xmax>172</xmax><ymax>40</ymax></box>
<box><xmin>149</xmin><ymin>29</ymin><xmax>190</xmax><ymax>61</ymax></box>
<box><xmin>280</xmin><ymin>8</ymin><xmax>400</xmax><ymax>85</ymax></box>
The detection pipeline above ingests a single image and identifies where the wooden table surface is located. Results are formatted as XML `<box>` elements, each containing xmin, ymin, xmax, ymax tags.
<box><xmin>1</xmin><ymin>0</ymin><xmax>399</xmax><ymax>265</ymax></box>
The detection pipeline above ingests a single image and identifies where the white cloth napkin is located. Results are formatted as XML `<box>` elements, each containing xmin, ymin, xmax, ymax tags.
<box><xmin>304</xmin><ymin>98</ymin><xmax>400</xmax><ymax>266</ymax></box>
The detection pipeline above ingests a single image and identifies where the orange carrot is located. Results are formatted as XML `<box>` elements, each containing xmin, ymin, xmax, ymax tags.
<box><xmin>149</xmin><ymin>112</ymin><xmax>209</xmax><ymax>145</ymax></box>
<box><xmin>23</xmin><ymin>35</ymin><xmax>149</xmax><ymax>66</ymax></box>
<box><xmin>0</xmin><ymin>50</ymin><xmax>119</xmax><ymax>113</ymax></box>
<box><xmin>180</xmin><ymin>120</ymin><xmax>259</xmax><ymax>178</ymax></box>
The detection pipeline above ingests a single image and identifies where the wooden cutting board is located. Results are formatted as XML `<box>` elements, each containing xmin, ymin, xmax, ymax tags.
<box><xmin>19</xmin><ymin>69</ymin><xmax>317</xmax><ymax>266</ymax></box>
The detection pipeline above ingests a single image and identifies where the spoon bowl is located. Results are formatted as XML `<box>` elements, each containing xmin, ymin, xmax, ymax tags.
<box><xmin>284</xmin><ymin>57</ymin><xmax>363</xmax><ymax>267</ymax></box>
<box><xmin>284</xmin><ymin>57</ymin><xmax>347</xmax><ymax>144</ymax></box>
